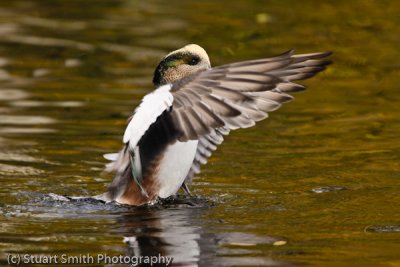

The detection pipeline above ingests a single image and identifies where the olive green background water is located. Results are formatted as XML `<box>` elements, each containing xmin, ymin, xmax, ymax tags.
<box><xmin>0</xmin><ymin>0</ymin><xmax>399</xmax><ymax>266</ymax></box>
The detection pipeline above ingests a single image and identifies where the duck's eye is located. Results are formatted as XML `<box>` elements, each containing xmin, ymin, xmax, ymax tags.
<box><xmin>188</xmin><ymin>56</ymin><xmax>200</xmax><ymax>66</ymax></box>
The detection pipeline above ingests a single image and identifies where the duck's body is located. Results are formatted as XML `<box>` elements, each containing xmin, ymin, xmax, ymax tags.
<box><xmin>114</xmin><ymin>138</ymin><xmax>198</xmax><ymax>205</ymax></box>
<box><xmin>98</xmin><ymin>44</ymin><xmax>331</xmax><ymax>205</ymax></box>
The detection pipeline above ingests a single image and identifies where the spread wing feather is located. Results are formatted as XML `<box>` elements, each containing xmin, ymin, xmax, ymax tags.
<box><xmin>172</xmin><ymin>50</ymin><xmax>331</xmax><ymax>190</ymax></box>
<box><xmin>169</xmin><ymin>50</ymin><xmax>331</xmax><ymax>142</ymax></box>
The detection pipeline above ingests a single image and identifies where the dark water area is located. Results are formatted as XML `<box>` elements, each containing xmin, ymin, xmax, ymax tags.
<box><xmin>0</xmin><ymin>0</ymin><xmax>399</xmax><ymax>266</ymax></box>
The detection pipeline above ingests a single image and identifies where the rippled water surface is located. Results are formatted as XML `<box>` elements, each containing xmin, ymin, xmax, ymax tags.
<box><xmin>1</xmin><ymin>0</ymin><xmax>400</xmax><ymax>266</ymax></box>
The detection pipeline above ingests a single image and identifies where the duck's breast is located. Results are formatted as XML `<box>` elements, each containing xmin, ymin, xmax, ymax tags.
<box><xmin>157</xmin><ymin>140</ymin><xmax>198</xmax><ymax>198</ymax></box>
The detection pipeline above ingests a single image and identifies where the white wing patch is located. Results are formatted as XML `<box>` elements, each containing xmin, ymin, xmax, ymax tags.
<box><xmin>123</xmin><ymin>84</ymin><xmax>174</xmax><ymax>149</ymax></box>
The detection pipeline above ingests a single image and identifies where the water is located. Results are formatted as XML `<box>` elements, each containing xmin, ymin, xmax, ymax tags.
<box><xmin>1</xmin><ymin>0</ymin><xmax>400</xmax><ymax>266</ymax></box>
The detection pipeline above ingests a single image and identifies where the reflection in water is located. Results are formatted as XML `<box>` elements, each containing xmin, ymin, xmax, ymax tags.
<box><xmin>0</xmin><ymin>88</ymin><xmax>29</xmax><ymax>100</ymax></box>
<box><xmin>114</xmin><ymin>204</ymin><xmax>285</xmax><ymax>267</ymax></box>
<box><xmin>0</xmin><ymin>86</ymin><xmax>57</xmax><ymax>177</ymax></box>
<box><xmin>0</xmin><ymin>163</ymin><xmax>43</xmax><ymax>176</ymax></box>
<box><xmin>117</xmin><ymin>208</ymin><xmax>202</xmax><ymax>266</ymax></box>
<box><xmin>1</xmin><ymin>194</ymin><xmax>286</xmax><ymax>266</ymax></box>
<box><xmin>0</xmin><ymin>115</ymin><xmax>56</xmax><ymax>125</ymax></box>
<box><xmin>0</xmin><ymin>127</ymin><xmax>56</xmax><ymax>134</ymax></box>
<box><xmin>3</xmin><ymin>34</ymin><xmax>95</xmax><ymax>51</ymax></box>
<box><xmin>9</xmin><ymin>100</ymin><xmax>84</xmax><ymax>108</ymax></box>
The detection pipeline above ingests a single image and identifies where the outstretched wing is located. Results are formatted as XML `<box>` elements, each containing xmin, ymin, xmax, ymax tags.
<box><xmin>173</xmin><ymin>50</ymin><xmax>331</xmax><ymax>191</ymax></box>
<box><xmin>169</xmin><ymin>50</ymin><xmax>331</xmax><ymax>142</ymax></box>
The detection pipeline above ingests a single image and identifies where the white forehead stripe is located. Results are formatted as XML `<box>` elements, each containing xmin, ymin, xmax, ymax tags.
<box><xmin>166</xmin><ymin>44</ymin><xmax>211</xmax><ymax>67</ymax></box>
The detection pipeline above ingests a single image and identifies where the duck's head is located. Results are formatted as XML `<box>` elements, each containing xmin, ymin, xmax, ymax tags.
<box><xmin>153</xmin><ymin>44</ymin><xmax>211</xmax><ymax>86</ymax></box>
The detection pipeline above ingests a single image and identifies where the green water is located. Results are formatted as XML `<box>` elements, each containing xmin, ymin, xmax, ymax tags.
<box><xmin>0</xmin><ymin>0</ymin><xmax>399</xmax><ymax>266</ymax></box>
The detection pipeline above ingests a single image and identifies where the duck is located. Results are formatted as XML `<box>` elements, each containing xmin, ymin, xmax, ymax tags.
<box><xmin>97</xmin><ymin>44</ymin><xmax>331</xmax><ymax>206</ymax></box>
